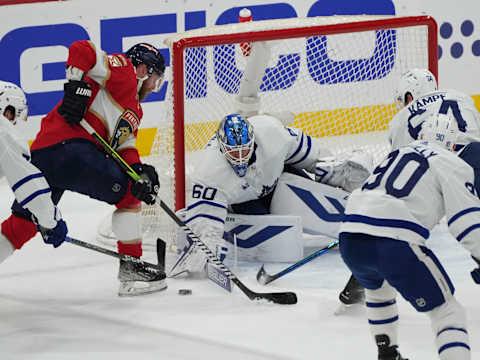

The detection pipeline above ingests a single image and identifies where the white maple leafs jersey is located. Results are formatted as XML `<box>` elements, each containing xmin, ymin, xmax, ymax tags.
<box><xmin>341</xmin><ymin>140</ymin><xmax>480</xmax><ymax>259</ymax></box>
<box><xmin>0</xmin><ymin>116</ymin><xmax>56</xmax><ymax>229</ymax></box>
<box><xmin>185</xmin><ymin>114</ymin><xmax>331</xmax><ymax>245</ymax></box>
<box><xmin>389</xmin><ymin>89</ymin><xmax>480</xmax><ymax>151</ymax></box>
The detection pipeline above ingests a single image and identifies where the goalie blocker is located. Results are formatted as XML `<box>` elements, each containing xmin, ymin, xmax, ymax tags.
<box><xmin>176</xmin><ymin>172</ymin><xmax>348</xmax><ymax>263</ymax></box>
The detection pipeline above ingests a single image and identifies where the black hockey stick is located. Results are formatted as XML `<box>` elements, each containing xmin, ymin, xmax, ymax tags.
<box><xmin>79</xmin><ymin>120</ymin><xmax>297</xmax><ymax>305</ymax></box>
<box><xmin>257</xmin><ymin>240</ymin><xmax>339</xmax><ymax>285</ymax></box>
<box><xmin>65</xmin><ymin>237</ymin><xmax>165</xmax><ymax>270</ymax></box>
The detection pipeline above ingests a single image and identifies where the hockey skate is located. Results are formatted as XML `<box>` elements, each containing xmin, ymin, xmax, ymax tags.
<box><xmin>334</xmin><ymin>274</ymin><xmax>365</xmax><ymax>315</ymax></box>
<box><xmin>118</xmin><ymin>257</ymin><xmax>167</xmax><ymax>297</ymax></box>
<box><xmin>376</xmin><ymin>334</ymin><xmax>408</xmax><ymax>360</ymax></box>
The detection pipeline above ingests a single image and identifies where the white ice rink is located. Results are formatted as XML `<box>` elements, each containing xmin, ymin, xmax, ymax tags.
<box><xmin>0</xmin><ymin>179</ymin><xmax>478</xmax><ymax>360</ymax></box>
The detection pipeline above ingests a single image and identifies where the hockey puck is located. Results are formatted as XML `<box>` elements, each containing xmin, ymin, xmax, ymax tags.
<box><xmin>178</xmin><ymin>289</ymin><xmax>192</xmax><ymax>295</ymax></box>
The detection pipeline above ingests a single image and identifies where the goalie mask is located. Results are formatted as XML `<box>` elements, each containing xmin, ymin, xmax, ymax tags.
<box><xmin>419</xmin><ymin>112</ymin><xmax>459</xmax><ymax>151</ymax></box>
<box><xmin>217</xmin><ymin>114</ymin><xmax>255</xmax><ymax>177</ymax></box>
<box><xmin>394</xmin><ymin>68</ymin><xmax>437</xmax><ymax>108</ymax></box>
<box><xmin>0</xmin><ymin>81</ymin><xmax>28</xmax><ymax>125</ymax></box>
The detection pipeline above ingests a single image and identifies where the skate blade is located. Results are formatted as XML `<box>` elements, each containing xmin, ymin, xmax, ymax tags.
<box><xmin>118</xmin><ymin>279</ymin><xmax>167</xmax><ymax>297</ymax></box>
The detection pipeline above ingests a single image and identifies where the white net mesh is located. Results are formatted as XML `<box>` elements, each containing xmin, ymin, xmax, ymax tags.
<box><xmin>98</xmin><ymin>15</ymin><xmax>436</xmax><ymax>251</ymax></box>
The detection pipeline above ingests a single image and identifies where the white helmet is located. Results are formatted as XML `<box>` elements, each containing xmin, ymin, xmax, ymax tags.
<box><xmin>394</xmin><ymin>69</ymin><xmax>437</xmax><ymax>108</ymax></box>
<box><xmin>419</xmin><ymin>112</ymin><xmax>458</xmax><ymax>151</ymax></box>
<box><xmin>0</xmin><ymin>81</ymin><xmax>28</xmax><ymax>125</ymax></box>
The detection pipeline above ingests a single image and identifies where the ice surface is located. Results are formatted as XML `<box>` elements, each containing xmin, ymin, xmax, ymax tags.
<box><xmin>0</xmin><ymin>180</ymin><xmax>478</xmax><ymax>359</ymax></box>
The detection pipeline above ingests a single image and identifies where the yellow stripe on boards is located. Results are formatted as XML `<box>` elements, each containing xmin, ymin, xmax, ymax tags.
<box><xmin>129</xmin><ymin>94</ymin><xmax>480</xmax><ymax>157</ymax></box>
<box><xmin>136</xmin><ymin>127</ymin><xmax>158</xmax><ymax>157</ymax></box>
<box><xmin>292</xmin><ymin>103</ymin><xmax>397</xmax><ymax>138</ymax></box>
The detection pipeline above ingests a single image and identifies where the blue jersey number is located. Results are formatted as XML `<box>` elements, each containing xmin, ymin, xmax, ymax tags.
<box><xmin>362</xmin><ymin>150</ymin><xmax>429</xmax><ymax>198</ymax></box>
<box><xmin>439</xmin><ymin>99</ymin><xmax>467</xmax><ymax>132</ymax></box>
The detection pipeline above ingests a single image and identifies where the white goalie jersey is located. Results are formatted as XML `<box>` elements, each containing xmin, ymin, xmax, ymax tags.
<box><xmin>389</xmin><ymin>89</ymin><xmax>480</xmax><ymax>151</ymax></box>
<box><xmin>0</xmin><ymin>116</ymin><xmax>57</xmax><ymax>229</ymax></box>
<box><xmin>341</xmin><ymin>141</ymin><xmax>480</xmax><ymax>259</ymax></box>
<box><xmin>184</xmin><ymin>114</ymin><xmax>331</xmax><ymax>246</ymax></box>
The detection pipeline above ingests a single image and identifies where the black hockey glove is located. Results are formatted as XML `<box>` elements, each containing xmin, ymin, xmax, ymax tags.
<box><xmin>130</xmin><ymin>163</ymin><xmax>160</xmax><ymax>205</ymax></box>
<box><xmin>37</xmin><ymin>219</ymin><xmax>68</xmax><ymax>248</ymax></box>
<box><xmin>58</xmin><ymin>80</ymin><xmax>92</xmax><ymax>126</ymax></box>
<box><xmin>471</xmin><ymin>256</ymin><xmax>480</xmax><ymax>284</ymax></box>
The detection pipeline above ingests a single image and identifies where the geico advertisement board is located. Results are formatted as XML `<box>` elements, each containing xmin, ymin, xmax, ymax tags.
<box><xmin>0</xmin><ymin>0</ymin><xmax>478</xmax><ymax>144</ymax></box>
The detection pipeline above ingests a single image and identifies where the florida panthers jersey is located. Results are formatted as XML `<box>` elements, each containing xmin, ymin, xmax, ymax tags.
<box><xmin>0</xmin><ymin>116</ymin><xmax>56</xmax><ymax>229</ymax></box>
<box><xmin>341</xmin><ymin>140</ymin><xmax>480</xmax><ymax>259</ymax></box>
<box><xmin>31</xmin><ymin>40</ymin><xmax>142</xmax><ymax>165</ymax></box>
<box><xmin>185</xmin><ymin>114</ymin><xmax>331</xmax><ymax>244</ymax></box>
<box><xmin>389</xmin><ymin>89</ymin><xmax>480</xmax><ymax>151</ymax></box>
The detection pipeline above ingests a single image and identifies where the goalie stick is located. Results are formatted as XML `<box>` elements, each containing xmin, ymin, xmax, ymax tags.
<box><xmin>257</xmin><ymin>240</ymin><xmax>339</xmax><ymax>285</ymax></box>
<box><xmin>79</xmin><ymin>120</ymin><xmax>297</xmax><ymax>305</ymax></box>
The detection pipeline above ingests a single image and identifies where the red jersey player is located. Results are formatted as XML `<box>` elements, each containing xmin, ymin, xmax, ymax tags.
<box><xmin>1</xmin><ymin>41</ymin><xmax>167</xmax><ymax>296</ymax></box>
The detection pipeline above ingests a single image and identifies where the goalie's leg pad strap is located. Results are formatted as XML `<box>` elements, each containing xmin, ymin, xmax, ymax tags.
<box><xmin>1</xmin><ymin>214</ymin><xmax>37</xmax><ymax>250</ymax></box>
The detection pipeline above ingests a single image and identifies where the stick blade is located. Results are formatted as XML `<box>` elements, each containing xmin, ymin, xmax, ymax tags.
<box><xmin>256</xmin><ymin>264</ymin><xmax>274</xmax><ymax>285</ymax></box>
<box><xmin>254</xmin><ymin>291</ymin><xmax>298</xmax><ymax>305</ymax></box>
<box><xmin>156</xmin><ymin>238</ymin><xmax>166</xmax><ymax>271</ymax></box>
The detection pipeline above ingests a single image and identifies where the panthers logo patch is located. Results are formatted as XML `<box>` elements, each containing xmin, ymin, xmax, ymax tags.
<box><xmin>111</xmin><ymin>109</ymin><xmax>140</xmax><ymax>149</ymax></box>
<box><xmin>107</xmin><ymin>54</ymin><xmax>127</xmax><ymax>67</ymax></box>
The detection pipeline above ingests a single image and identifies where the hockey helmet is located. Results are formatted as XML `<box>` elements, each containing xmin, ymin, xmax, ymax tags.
<box><xmin>394</xmin><ymin>68</ymin><xmax>437</xmax><ymax>108</ymax></box>
<box><xmin>0</xmin><ymin>81</ymin><xmax>28</xmax><ymax>125</ymax></box>
<box><xmin>217</xmin><ymin>114</ymin><xmax>255</xmax><ymax>177</ymax></box>
<box><xmin>419</xmin><ymin>112</ymin><xmax>458</xmax><ymax>151</ymax></box>
<box><xmin>125</xmin><ymin>43</ymin><xmax>166</xmax><ymax>77</ymax></box>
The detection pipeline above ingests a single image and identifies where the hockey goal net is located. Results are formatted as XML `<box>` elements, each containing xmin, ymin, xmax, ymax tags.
<box><xmin>98</xmin><ymin>14</ymin><xmax>438</xmax><ymax>251</ymax></box>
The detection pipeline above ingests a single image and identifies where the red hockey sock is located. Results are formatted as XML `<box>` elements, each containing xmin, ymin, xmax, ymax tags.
<box><xmin>117</xmin><ymin>241</ymin><xmax>142</xmax><ymax>258</ymax></box>
<box><xmin>1</xmin><ymin>214</ymin><xmax>37</xmax><ymax>250</ymax></box>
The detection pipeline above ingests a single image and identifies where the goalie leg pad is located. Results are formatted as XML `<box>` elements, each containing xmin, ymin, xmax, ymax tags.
<box><xmin>223</xmin><ymin>213</ymin><xmax>303</xmax><ymax>262</ymax></box>
<box><xmin>175</xmin><ymin>210</ymin><xmax>304</xmax><ymax>264</ymax></box>
<box><xmin>270</xmin><ymin>172</ymin><xmax>348</xmax><ymax>239</ymax></box>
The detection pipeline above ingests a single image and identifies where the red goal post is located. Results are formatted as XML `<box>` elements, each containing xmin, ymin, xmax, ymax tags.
<box><xmin>99</xmin><ymin>14</ymin><xmax>438</xmax><ymax>249</ymax></box>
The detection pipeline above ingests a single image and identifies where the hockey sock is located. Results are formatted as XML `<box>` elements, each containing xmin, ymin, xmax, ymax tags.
<box><xmin>1</xmin><ymin>214</ymin><xmax>37</xmax><ymax>250</ymax></box>
<box><xmin>429</xmin><ymin>298</ymin><xmax>470</xmax><ymax>360</ymax></box>
<box><xmin>117</xmin><ymin>241</ymin><xmax>142</xmax><ymax>258</ymax></box>
<box><xmin>365</xmin><ymin>282</ymin><xmax>399</xmax><ymax>347</ymax></box>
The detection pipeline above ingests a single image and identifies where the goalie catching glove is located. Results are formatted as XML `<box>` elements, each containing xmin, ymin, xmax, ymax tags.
<box><xmin>131</xmin><ymin>163</ymin><xmax>160</xmax><ymax>205</ymax></box>
<box><xmin>314</xmin><ymin>149</ymin><xmax>374</xmax><ymax>192</ymax></box>
<box><xmin>58</xmin><ymin>80</ymin><xmax>92</xmax><ymax>126</ymax></box>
